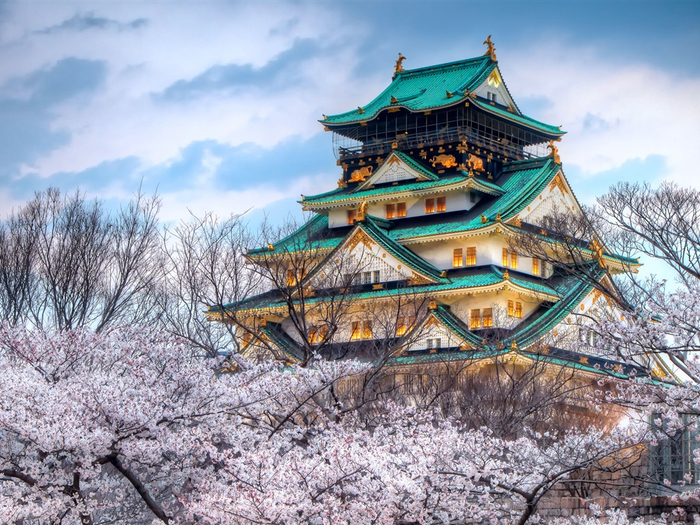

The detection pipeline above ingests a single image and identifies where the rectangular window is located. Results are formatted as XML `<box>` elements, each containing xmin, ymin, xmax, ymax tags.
<box><xmin>482</xmin><ymin>308</ymin><xmax>493</xmax><ymax>328</ymax></box>
<box><xmin>532</xmin><ymin>258</ymin><xmax>540</xmax><ymax>276</ymax></box>
<box><xmin>427</xmin><ymin>338</ymin><xmax>441</xmax><ymax>350</ymax></box>
<box><xmin>308</xmin><ymin>326</ymin><xmax>318</xmax><ymax>344</ymax></box>
<box><xmin>373</xmin><ymin>270</ymin><xmax>380</xmax><ymax>283</ymax></box>
<box><xmin>397</xmin><ymin>202</ymin><xmax>406</xmax><ymax>217</ymax></box>
<box><xmin>425</xmin><ymin>198</ymin><xmax>435</xmax><ymax>214</ymax></box>
<box><xmin>362</xmin><ymin>271</ymin><xmax>372</xmax><ymax>284</ymax></box>
<box><xmin>286</xmin><ymin>269</ymin><xmax>296</xmax><ymax>287</ymax></box>
<box><xmin>362</xmin><ymin>320</ymin><xmax>372</xmax><ymax>339</ymax></box>
<box><xmin>347</xmin><ymin>209</ymin><xmax>357</xmax><ymax>224</ymax></box>
<box><xmin>470</xmin><ymin>309</ymin><xmax>481</xmax><ymax>329</ymax></box>
<box><xmin>437</xmin><ymin>196</ymin><xmax>446</xmax><ymax>212</ymax></box>
<box><xmin>385</xmin><ymin>204</ymin><xmax>396</xmax><ymax>219</ymax></box>
<box><xmin>453</xmin><ymin>248</ymin><xmax>463</xmax><ymax>268</ymax></box>
<box><xmin>510</xmin><ymin>251</ymin><xmax>518</xmax><ymax>270</ymax></box>
<box><xmin>502</xmin><ymin>248</ymin><xmax>509</xmax><ymax>267</ymax></box>
<box><xmin>508</xmin><ymin>301</ymin><xmax>523</xmax><ymax>318</ymax></box>
<box><xmin>466</xmin><ymin>247</ymin><xmax>477</xmax><ymax>266</ymax></box>
<box><xmin>351</xmin><ymin>321</ymin><xmax>361</xmax><ymax>340</ymax></box>
<box><xmin>396</xmin><ymin>317</ymin><xmax>406</xmax><ymax>336</ymax></box>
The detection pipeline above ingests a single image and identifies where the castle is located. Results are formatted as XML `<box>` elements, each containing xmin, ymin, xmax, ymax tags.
<box><xmin>212</xmin><ymin>39</ymin><xmax>674</xmax><ymax>385</ymax></box>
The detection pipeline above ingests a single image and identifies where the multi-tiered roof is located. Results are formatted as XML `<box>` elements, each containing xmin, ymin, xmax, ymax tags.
<box><xmin>214</xmin><ymin>40</ymin><xmax>667</xmax><ymax>380</ymax></box>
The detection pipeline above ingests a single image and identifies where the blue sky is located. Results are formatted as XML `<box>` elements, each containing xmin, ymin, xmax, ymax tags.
<box><xmin>0</xmin><ymin>0</ymin><xmax>698</xmax><ymax>227</ymax></box>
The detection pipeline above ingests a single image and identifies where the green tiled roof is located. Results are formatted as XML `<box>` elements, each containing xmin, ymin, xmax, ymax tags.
<box><xmin>259</xmin><ymin>322</ymin><xmax>303</xmax><ymax>362</ymax></box>
<box><xmin>253</xmin><ymin>157</ymin><xmax>562</xmax><ymax>257</ymax></box>
<box><xmin>324</xmin><ymin>56</ymin><xmax>495</xmax><ymax>125</ymax></box>
<box><xmin>221</xmin><ymin>265</ymin><xmax>559</xmax><ymax>314</ymax></box>
<box><xmin>471</xmin><ymin>98</ymin><xmax>563</xmax><ymax>135</ymax></box>
<box><xmin>248</xmin><ymin>214</ymin><xmax>341</xmax><ymax>257</ymax></box>
<box><xmin>301</xmin><ymin>173</ymin><xmax>503</xmax><ymax>208</ymax></box>
<box><xmin>504</xmin><ymin>270</ymin><xmax>602</xmax><ymax>350</ymax></box>
<box><xmin>361</xmin><ymin>216</ymin><xmax>447</xmax><ymax>282</ymax></box>
<box><xmin>388</xmin><ymin>158</ymin><xmax>560</xmax><ymax>240</ymax></box>
<box><xmin>322</xmin><ymin>56</ymin><xmax>564</xmax><ymax>137</ymax></box>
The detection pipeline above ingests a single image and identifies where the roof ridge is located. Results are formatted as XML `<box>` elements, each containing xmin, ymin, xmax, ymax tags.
<box><xmin>396</xmin><ymin>55</ymin><xmax>492</xmax><ymax>77</ymax></box>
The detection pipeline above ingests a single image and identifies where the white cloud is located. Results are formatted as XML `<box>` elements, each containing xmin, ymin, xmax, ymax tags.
<box><xmin>504</xmin><ymin>43</ymin><xmax>700</xmax><ymax>186</ymax></box>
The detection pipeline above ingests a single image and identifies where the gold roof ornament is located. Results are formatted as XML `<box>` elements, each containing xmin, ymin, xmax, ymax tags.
<box><xmin>481</xmin><ymin>214</ymin><xmax>488</xmax><ymax>223</ymax></box>
<box><xmin>267</xmin><ymin>244</ymin><xmax>274</xmax><ymax>251</ymax></box>
<box><xmin>496</xmin><ymin>212</ymin><xmax>502</xmax><ymax>222</ymax></box>
<box><xmin>390</xmin><ymin>95</ymin><xmax>399</xmax><ymax>104</ymax></box>
<box><xmin>503</xmin><ymin>269</ymin><xmax>509</xmax><ymax>280</ymax></box>
<box><xmin>547</xmin><ymin>141</ymin><xmax>561</xmax><ymax>164</ymax></box>
<box><xmin>357</xmin><ymin>199</ymin><xmax>368</xmax><ymax>221</ymax></box>
<box><xmin>510</xmin><ymin>340</ymin><xmax>518</xmax><ymax>350</ymax></box>
<box><xmin>429</xmin><ymin>299</ymin><xmax>437</xmax><ymax>310</ymax></box>
<box><xmin>394</xmin><ymin>53</ymin><xmax>406</xmax><ymax>76</ymax></box>
<box><xmin>358</xmin><ymin>106</ymin><xmax>365</xmax><ymax>114</ymax></box>
<box><xmin>446</xmin><ymin>90</ymin><xmax>454</xmax><ymax>99</ymax></box>
<box><xmin>483</xmin><ymin>35</ymin><xmax>497</xmax><ymax>61</ymax></box>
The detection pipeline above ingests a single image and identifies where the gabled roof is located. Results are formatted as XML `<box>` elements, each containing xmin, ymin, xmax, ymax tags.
<box><xmin>324</xmin><ymin>55</ymin><xmax>496</xmax><ymax>125</ymax></box>
<box><xmin>358</xmin><ymin>150</ymin><xmax>439</xmax><ymax>189</ymax></box>
<box><xmin>303</xmin><ymin>215</ymin><xmax>448</xmax><ymax>285</ymax></box>
<box><xmin>321</xmin><ymin>56</ymin><xmax>565</xmax><ymax>137</ymax></box>
<box><xmin>300</xmin><ymin>172</ymin><xmax>503</xmax><ymax>208</ymax></box>
<box><xmin>217</xmin><ymin>265</ymin><xmax>560</xmax><ymax>315</ymax></box>
<box><xmin>254</xmin><ymin>156</ymin><xmax>564</xmax><ymax>257</ymax></box>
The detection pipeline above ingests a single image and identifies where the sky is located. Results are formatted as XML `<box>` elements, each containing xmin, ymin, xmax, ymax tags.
<box><xmin>0</xmin><ymin>0</ymin><xmax>699</xmax><ymax>228</ymax></box>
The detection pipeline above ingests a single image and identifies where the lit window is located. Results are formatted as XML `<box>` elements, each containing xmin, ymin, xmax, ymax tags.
<box><xmin>532</xmin><ymin>258</ymin><xmax>540</xmax><ymax>276</ymax></box>
<box><xmin>397</xmin><ymin>317</ymin><xmax>407</xmax><ymax>336</ymax></box>
<box><xmin>470</xmin><ymin>309</ymin><xmax>481</xmax><ymax>329</ymax></box>
<box><xmin>466</xmin><ymin>247</ymin><xmax>477</xmax><ymax>266</ymax></box>
<box><xmin>286</xmin><ymin>269</ymin><xmax>296</xmax><ymax>287</ymax></box>
<box><xmin>347</xmin><ymin>209</ymin><xmax>357</xmax><ymax>224</ymax></box>
<box><xmin>351</xmin><ymin>321</ymin><xmax>361</xmax><ymax>340</ymax></box>
<box><xmin>308</xmin><ymin>326</ymin><xmax>318</xmax><ymax>344</ymax></box>
<box><xmin>502</xmin><ymin>248</ymin><xmax>509</xmax><ymax>267</ymax></box>
<box><xmin>510</xmin><ymin>251</ymin><xmax>518</xmax><ymax>270</ymax></box>
<box><xmin>425</xmin><ymin>198</ymin><xmax>435</xmax><ymax>214</ymax></box>
<box><xmin>508</xmin><ymin>301</ymin><xmax>523</xmax><ymax>318</ymax></box>
<box><xmin>482</xmin><ymin>308</ymin><xmax>493</xmax><ymax>328</ymax></box>
<box><xmin>362</xmin><ymin>320</ymin><xmax>373</xmax><ymax>339</ymax></box>
<box><xmin>385</xmin><ymin>204</ymin><xmax>396</xmax><ymax>219</ymax></box>
<box><xmin>453</xmin><ymin>248</ymin><xmax>463</xmax><ymax>268</ymax></box>
<box><xmin>397</xmin><ymin>202</ymin><xmax>406</xmax><ymax>217</ymax></box>
<box><xmin>437</xmin><ymin>196</ymin><xmax>446</xmax><ymax>212</ymax></box>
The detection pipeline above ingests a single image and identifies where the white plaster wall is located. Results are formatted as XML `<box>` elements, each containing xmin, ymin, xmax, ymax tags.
<box><xmin>327</xmin><ymin>189</ymin><xmax>483</xmax><ymax>228</ymax></box>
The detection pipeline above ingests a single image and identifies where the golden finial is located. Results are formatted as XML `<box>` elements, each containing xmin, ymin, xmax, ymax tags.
<box><xmin>323</xmin><ymin>114</ymin><xmax>327</xmax><ymax>120</ymax></box>
<box><xmin>481</xmin><ymin>215</ymin><xmax>488</xmax><ymax>224</ymax></box>
<box><xmin>503</xmin><ymin>269</ymin><xmax>509</xmax><ymax>280</ymax></box>
<box><xmin>483</xmin><ymin>35</ymin><xmax>497</xmax><ymax>61</ymax></box>
<box><xmin>358</xmin><ymin>107</ymin><xmax>365</xmax><ymax>114</ymax></box>
<box><xmin>510</xmin><ymin>340</ymin><xmax>518</xmax><ymax>350</ymax></box>
<box><xmin>496</xmin><ymin>212</ymin><xmax>502</xmax><ymax>222</ymax></box>
<box><xmin>267</xmin><ymin>244</ymin><xmax>274</xmax><ymax>251</ymax></box>
<box><xmin>394</xmin><ymin>53</ymin><xmax>406</xmax><ymax>76</ymax></box>
<box><xmin>440</xmin><ymin>270</ymin><xmax>447</xmax><ymax>277</ymax></box>
<box><xmin>547</xmin><ymin>141</ymin><xmax>561</xmax><ymax>164</ymax></box>
<box><xmin>446</xmin><ymin>90</ymin><xmax>453</xmax><ymax>99</ymax></box>
<box><xmin>390</xmin><ymin>95</ymin><xmax>398</xmax><ymax>104</ymax></box>
<box><xmin>357</xmin><ymin>199</ymin><xmax>368</xmax><ymax>220</ymax></box>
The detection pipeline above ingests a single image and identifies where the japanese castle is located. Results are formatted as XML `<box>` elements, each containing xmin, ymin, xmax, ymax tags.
<box><xmin>214</xmin><ymin>39</ymin><xmax>669</xmax><ymax>380</ymax></box>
